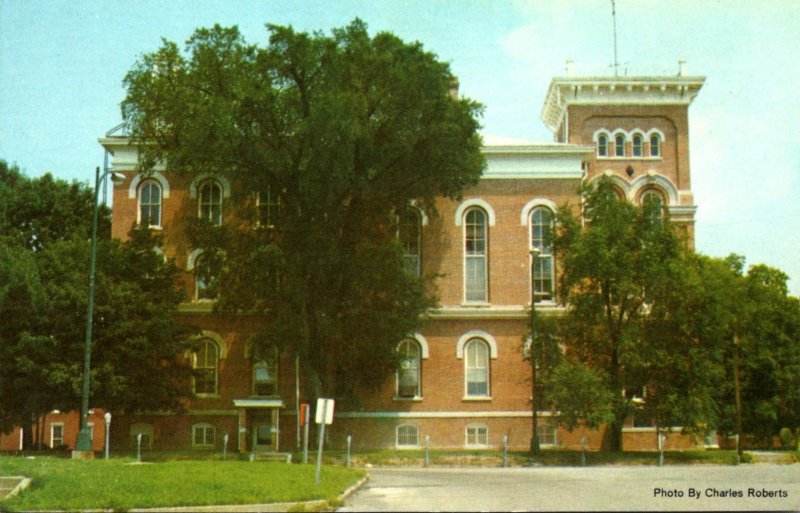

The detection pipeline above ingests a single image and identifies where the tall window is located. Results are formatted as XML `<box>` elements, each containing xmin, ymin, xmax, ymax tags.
<box><xmin>597</xmin><ymin>134</ymin><xmax>608</xmax><ymax>157</ymax></box>
<box><xmin>198</xmin><ymin>180</ymin><xmax>223</xmax><ymax>225</ymax></box>
<box><xmin>465</xmin><ymin>338</ymin><xmax>490</xmax><ymax>397</ymax></box>
<box><xmin>530</xmin><ymin>207</ymin><xmax>554</xmax><ymax>301</ymax></box>
<box><xmin>195</xmin><ymin>253</ymin><xmax>219</xmax><ymax>301</ymax></box>
<box><xmin>397</xmin><ymin>340</ymin><xmax>422</xmax><ymax>398</ymax></box>
<box><xmin>641</xmin><ymin>190</ymin><xmax>665</xmax><ymax>224</ymax></box>
<box><xmin>193</xmin><ymin>338</ymin><xmax>219</xmax><ymax>395</ymax></box>
<box><xmin>257</xmin><ymin>187</ymin><xmax>280</xmax><ymax>228</ymax></box>
<box><xmin>466</xmin><ymin>423</ymin><xmax>489</xmax><ymax>447</ymax></box>
<box><xmin>253</xmin><ymin>358</ymin><xmax>277</xmax><ymax>396</ymax></box>
<box><xmin>537</xmin><ymin>420</ymin><xmax>558</xmax><ymax>446</ymax></box>
<box><xmin>139</xmin><ymin>180</ymin><xmax>162</xmax><ymax>227</ymax></box>
<box><xmin>650</xmin><ymin>134</ymin><xmax>661</xmax><ymax>157</ymax></box>
<box><xmin>464</xmin><ymin>208</ymin><xmax>488</xmax><ymax>302</ymax></box>
<box><xmin>396</xmin><ymin>425</ymin><xmax>419</xmax><ymax>448</ymax></box>
<box><xmin>615</xmin><ymin>134</ymin><xmax>625</xmax><ymax>157</ymax></box>
<box><xmin>632</xmin><ymin>134</ymin><xmax>643</xmax><ymax>157</ymax></box>
<box><xmin>399</xmin><ymin>208</ymin><xmax>422</xmax><ymax>277</ymax></box>
<box><xmin>192</xmin><ymin>423</ymin><xmax>215</xmax><ymax>448</ymax></box>
<box><xmin>50</xmin><ymin>423</ymin><xmax>64</xmax><ymax>448</ymax></box>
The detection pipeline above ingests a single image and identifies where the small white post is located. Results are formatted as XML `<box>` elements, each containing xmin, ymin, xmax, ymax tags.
<box><xmin>136</xmin><ymin>433</ymin><xmax>142</xmax><ymax>462</ymax></box>
<box><xmin>502</xmin><ymin>435</ymin><xmax>509</xmax><ymax>468</ymax></box>
<box><xmin>223</xmin><ymin>433</ymin><xmax>229</xmax><ymax>460</ymax></box>
<box><xmin>424</xmin><ymin>435</ymin><xmax>430</xmax><ymax>467</ymax></box>
<box><xmin>103</xmin><ymin>412</ymin><xmax>111</xmax><ymax>460</ymax></box>
<box><xmin>346</xmin><ymin>435</ymin><xmax>352</xmax><ymax>467</ymax></box>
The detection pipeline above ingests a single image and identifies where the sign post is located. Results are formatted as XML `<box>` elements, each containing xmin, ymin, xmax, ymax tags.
<box><xmin>300</xmin><ymin>403</ymin><xmax>310</xmax><ymax>464</ymax></box>
<box><xmin>314</xmin><ymin>398</ymin><xmax>335</xmax><ymax>486</ymax></box>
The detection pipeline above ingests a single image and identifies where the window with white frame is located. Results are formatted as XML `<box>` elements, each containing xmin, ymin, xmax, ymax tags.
<box><xmin>257</xmin><ymin>187</ymin><xmax>280</xmax><ymax>228</ymax></box>
<box><xmin>465</xmin><ymin>423</ymin><xmax>489</xmax><ymax>447</ymax></box>
<box><xmin>192</xmin><ymin>338</ymin><xmax>219</xmax><ymax>395</ymax></box>
<box><xmin>464</xmin><ymin>208</ymin><xmax>488</xmax><ymax>302</ymax></box>
<box><xmin>649</xmin><ymin>134</ymin><xmax>661</xmax><ymax>157</ymax></box>
<box><xmin>632</xmin><ymin>134</ymin><xmax>643</xmax><ymax>157</ymax></box>
<box><xmin>396</xmin><ymin>424</ymin><xmax>419</xmax><ymax>448</ymax></box>
<box><xmin>192</xmin><ymin>423</ymin><xmax>216</xmax><ymax>448</ymax></box>
<box><xmin>597</xmin><ymin>134</ymin><xmax>608</xmax><ymax>157</ymax></box>
<box><xmin>399</xmin><ymin>207</ymin><xmax>422</xmax><ymax>277</ymax></box>
<box><xmin>253</xmin><ymin>357</ymin><xmax>277</xmax><ymax>396</ymax></box>
<box><xmin>537</xmin><ymin>419</ymin><xmax>558</xmax><ymax>446</ymax></box>
<box><xmin>397</xmin><ymin>339</ymin><xmax>422</xmax><ymax>398</ymax></box>
<box><xmin>195</xmin><ymin>252</ymin><xmax>220</xmax><ymax>301</ymax></box>
<box><xmin>615</xmin><ymin>134</ymin><xmax>625</xmax><ymax>157</ymax></box>
<box><xmin>139</xmin><ymin>180</ymin><xmax>162</xmax><ymax>227</ymax></box>
<box><xmin>50</xmin><ymin>423</ymin><xmax>64</xmax><ymax>448</ymax></box>
<box><xmin>530</xmin><ymin>207</ymin><xmax>554</xmax><ymax>301</ymax></box>
<box><xmin>465</xmin><ymin>338</ymin><xmax>490</xmax><ymax>397</ymax></box>
<box><xmin>198</xmin><ymin>180</ymin><xmax>223</xmax><ymax>225</ymax></box>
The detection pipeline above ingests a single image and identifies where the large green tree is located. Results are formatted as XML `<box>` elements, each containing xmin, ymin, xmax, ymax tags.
<box><xmin>121</xmin><ymin>20</ymin><xmax>484</xmax><ymax>398</ymax></box>
<box><xmin>0</xmin><ymin>162</ymin><xmax>194</xmax><ymax>444</ymax></box>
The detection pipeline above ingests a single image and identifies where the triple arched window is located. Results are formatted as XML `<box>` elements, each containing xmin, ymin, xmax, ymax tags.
<box><xmin>594</xmin><ymin>129</ymin><xmax>664</xmax><ymax>158</ymax></box>
<box><xmin>464</xmin><ymin>208</ymin><xmax>488</xmax><ymax>302</ymax></box>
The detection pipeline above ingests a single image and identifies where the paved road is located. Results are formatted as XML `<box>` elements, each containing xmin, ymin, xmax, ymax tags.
<box><xmin>340</xmin><ymin>465</ymin><xmax>800</xmax><ymax>511</ymax></box>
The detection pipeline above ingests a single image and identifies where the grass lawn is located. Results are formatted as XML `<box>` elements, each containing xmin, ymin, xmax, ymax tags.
<box><xmin>0</xmin><ymin>456</ymin><xmax>364</xmax><ymax>512</ymax></box>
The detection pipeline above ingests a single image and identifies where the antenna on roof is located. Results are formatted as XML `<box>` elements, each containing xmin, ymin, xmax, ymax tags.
<box><xmin>611</xmin><ymin>0</ymin><xmax>619</xmax><ymax>77</ymax></box>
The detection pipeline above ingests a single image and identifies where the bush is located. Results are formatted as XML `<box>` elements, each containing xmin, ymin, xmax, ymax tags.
<box><xmin>778</xmin><ymin>427</ymin><xmax>794</xmax><ymax>449</ymax></box>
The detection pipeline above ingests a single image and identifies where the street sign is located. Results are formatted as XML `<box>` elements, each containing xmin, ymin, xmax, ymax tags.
<box><xmin>315</xmin><ymin>398</ymin><xmax>335</xmax><ymax>425</ymax></box>
<box><xmin>299</xmin><ymin>403</ymin><xmax>310</xmax><ymax>426</ymax></box>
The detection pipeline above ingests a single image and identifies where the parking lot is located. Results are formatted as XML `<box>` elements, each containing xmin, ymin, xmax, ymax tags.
<box><xmin>340</xmin><ymin>465</ymin><xmax>800</xmax><ymax>511</ymax></box>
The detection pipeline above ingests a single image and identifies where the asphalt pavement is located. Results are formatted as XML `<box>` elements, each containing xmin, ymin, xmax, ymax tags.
<box><xmin>339</xmin><ymin>464</ymin><xmax>800</xmax><ymax>511</ymax></box>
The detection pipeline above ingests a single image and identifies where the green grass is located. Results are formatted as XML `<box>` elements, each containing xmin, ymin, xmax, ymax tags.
<box><xmin>0</xmin><ymin>456</ymin><xmax>364</xmax><ymax>512</ymax></box>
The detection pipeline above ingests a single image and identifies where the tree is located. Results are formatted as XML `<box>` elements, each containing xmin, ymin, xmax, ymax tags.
<box><xmin>120</xmin><ymin>20</ymin><xmax>485</xmax><ymax>398</ymax></box>
<box><xmin>553</xmin><ymin>177</ymin><xmax>687</xmax><ymax>451</ymax></box>
<box><xmin>0</xmin><ymin>163</ymin><xmax>194</xmax><ymax>443</ymax></box>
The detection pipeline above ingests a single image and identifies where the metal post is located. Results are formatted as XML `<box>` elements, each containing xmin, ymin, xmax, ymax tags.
<box><xmin>303</xmin><ymin>420</ymin><xmax>310</xmax><ymax>464</ymax></box>
<box><xmin>223</xmin><ymin>433</ymin><xmax>229</xmax><ymax>460</ymax></box>
<box><xmin>734</xmin><ymin>434</ymin><xmax>740</xmax><ymax>465</ymax></box>
<box><xmin>136</xmin><ymin>433</ymin><xmax>142</xmax><ymax>462</ymax></box>
<box><xmin>658</xmin><ymin>433</ymin><xmax>665</xmax><ymax>467</ymax></box>
<box><xmin>103</xmin><ymin>412</ymin><xmax>111</xmax><ymax>460</ymax></box>
<box><xmin>580</xmin><ymin>435</ymin><xmax>586</xmax><ymax>466</ymax></box>
<box><xmin>346</xmin><ymin>435</ymin><xmax>352</xmax><ymax>468</ymax></box>
<box><xmin>315</xmin><ymin>401</ymin><xmax>328</xmax><ymax>486</ymax></box>
<box><xmin>529</xmin><ymin>248</ymin><xmax>541</xmax><ymax>455</ymax></box>
<box><xmin>424</xmin><ymin>435</ymin><xmax>430</xmax><ymax>467</ymax></box>
<box><xmin>251</xmin><ymin>430</ymin><xmax>257</xmax><ymax>461</ymax></box>
<box><xmin>502</xmin><ymin>435</ymin><xmax>508</xmax><ymax>468</ymax></box>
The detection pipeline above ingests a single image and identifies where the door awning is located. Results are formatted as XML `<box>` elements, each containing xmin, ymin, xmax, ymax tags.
<box><xmin>233</xmin><ymin>399</ymin><xmax>285</xmax><ymax>409</ymax></box>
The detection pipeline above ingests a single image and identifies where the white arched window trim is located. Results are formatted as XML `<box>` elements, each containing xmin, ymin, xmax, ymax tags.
<box><xmin>630</xmin><ymin>173</ymin><xmax>679</xmax><ymax>205</ymax></box>
<box><xmin>520</xmin><ymin>199</ymin><xmax>558</xmax><ymax>225</ymax></box>
<box><xmin>189</xmin><ymin>173</ymin><xmax>231</xmax><ymax>199</ymax></box>
<box><xmin>128</xmin><ymin>171</ymin><xmax>170</xmax><ymax>199</ymax></box>
<box><xmin>407</xmin><ymin>201</ymin><xmax>429</xmax><ymax>226</ymax></box>
<box><xmin>410</xmin><ymin>333</ymin><xmax>430</xmax><ymax>359</ymax></box>
<box><xmin>186</xmin><ymin>248</ymin><xmax>204</xmax><ymax>271</ymax></box>
<box><xmin>645</xmin><ymin>128</ymin><xmax>665</xmax><ymax>141</ymax></box>
<box><xmin>194</xmin><ymin>330</ymin><xmax>227</xmax><ymax>360</ymax></box>
<box><xmin>454</xmin><ymin>199</ymin><xmax>496</xmax><ymax>226</ymax></box>
<box><xmin>456</xmin><ymin>330</ymin><xmax>498</xmax><ymax>359</ymax></box>
<box><xmin>591</xmin><ymin>128</ymin><xmax>611</xmax><ymax>143</ymax></box>
<box><xmin>595</xmin><ymin>171</ymin><xmax>632</xmax><ymax>201</ymax></box>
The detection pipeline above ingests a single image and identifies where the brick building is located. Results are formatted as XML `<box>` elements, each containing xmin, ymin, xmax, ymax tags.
<box><xmin>41</xmin><ymin>65</ymin><xmax>705</xmax><ymax>455</ymax></box>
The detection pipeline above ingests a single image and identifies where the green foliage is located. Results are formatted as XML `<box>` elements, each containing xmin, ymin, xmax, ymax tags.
<box><xmin>120</xmin><ymin>20</ymin><xmax>484</xmax><ymax>397</ymax></box>
<box><xmin>547</xmin><ymin>362</ymin><xmax>614</xmax><ymax>430</ymax></box>
<box><xmin>0</xmin><ymin>164</ymin><xmax>193</xmax><ymax>436</ymax></box>
<box><xmin>779</xmin><ymin>428</ymin><xmax>794</xmax><ymax>449</ymax></box>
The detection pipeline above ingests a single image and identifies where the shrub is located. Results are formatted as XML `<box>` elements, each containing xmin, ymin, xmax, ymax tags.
<box><xmin>778</xmin><ymin>427</ymin><xmax>794</xmax><ymax>449</ymax></box>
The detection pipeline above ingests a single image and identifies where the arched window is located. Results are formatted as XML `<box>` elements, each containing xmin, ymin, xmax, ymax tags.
<box><xmin>253</xmin><ymin>358</ymin><xmax>278</xmax><ymax>396</ymax></box>
<box><xmin>399</xmin><ymin>207</ymin><xmax>422</xmax><ymax>277</ymax></box>
<box><xmin>615</xmin><ymin>134</ymin><xmax>625</xmax><ymax>157</ymax></box>
<box><xmin>198</xmin><ymin>180</ymin><xmax>223</xmax><ymax>225</ymax></box>
<box><xmin>195</xmin><ymin>252</ymin><xmax>219</xmax><ymax>301</ymax></box>
<box><xmin>397</xmin><ymin>340</ymin><xmax>422</xmax><ymax>398</ymax></box>
<box><xmin>597</xmin><ymin>134</ymin><xmax>608</xmax><ymax>157</ymax></box>
<box><xmin>138</xmin><ymin>180</ymin><xmax>162</xmax><ymax>227</ymax></box>
<box><xmin>530</xmin><ymin>207</ymin><xmax>554</xmax><ymax>301</ymax></box>
<box><xmin>465</xmin><ymin>338</ymin><xmax>490</xmax><ymax>397</ymax></box>
<box><xmin>632</xmin><ymin>134</ymin><xmax>643</xmax><ymax>157</ymax></box>
<box><xmin>641</xmin><ymin>189</ymin><xmax>665</xmax><ymax>224</ymax></box>
<box><xmin>192</xmin><ymin>338</ymin><xmax>219</xmax><ymax>395</ymax></box>
<box><xmin>650</xmin><ymin>134</ymin><xmax>661</xmax><ymax>157</ymax></box>
<box><xmin>396</xmin><ymin>424</ymin><xmax>419</xmax><ymax>448</ymax></box>
<box><xmin>464</xmin><ymin>208</ymin><xmax>488</xmax><ymax>302</ymax></box>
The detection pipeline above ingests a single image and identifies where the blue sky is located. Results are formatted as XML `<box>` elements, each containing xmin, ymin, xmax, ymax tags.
<box><xmin>1</xmin><ymin>0</ymin><xmax>799</xmax><ymax>295</ymax></box>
